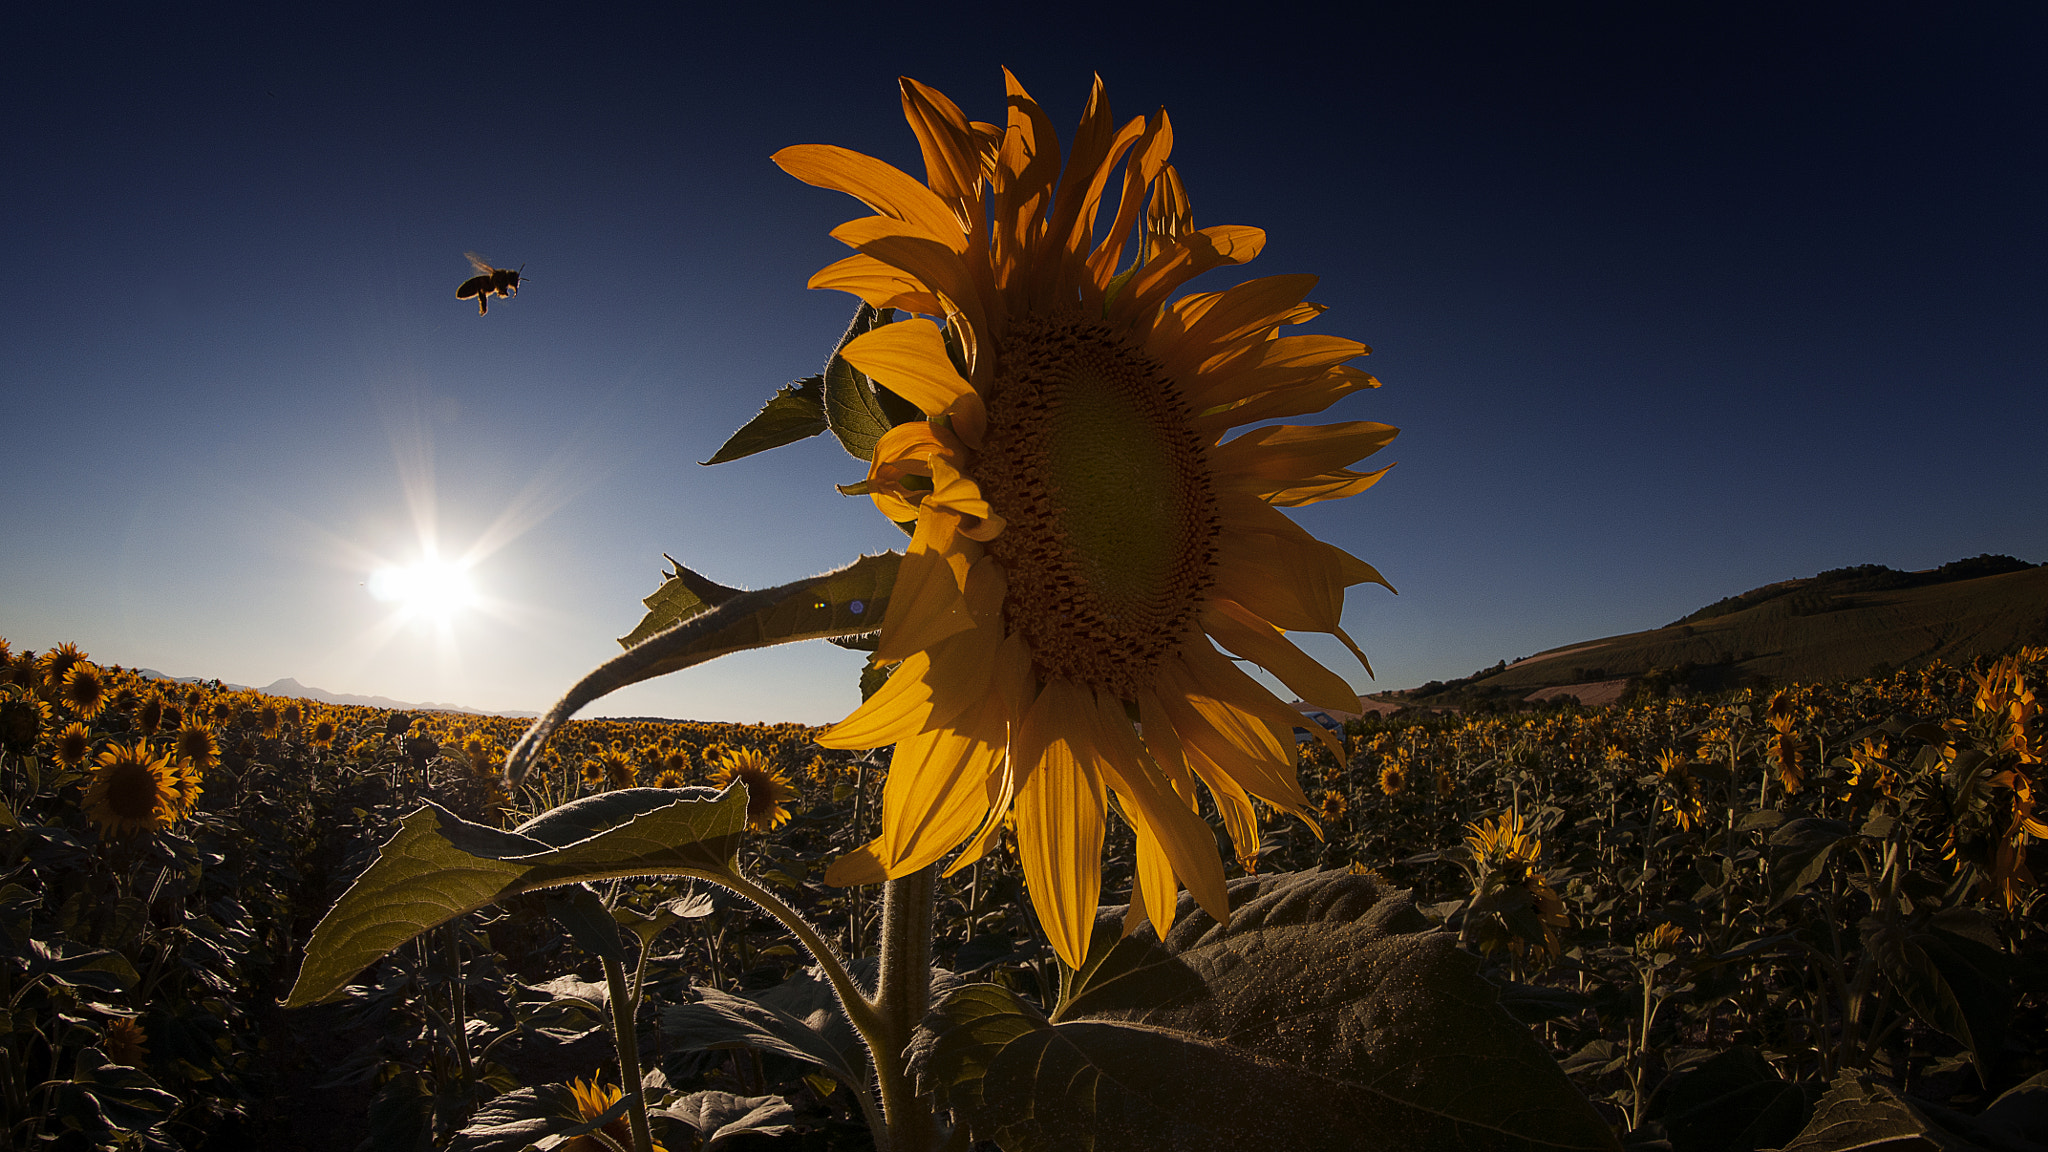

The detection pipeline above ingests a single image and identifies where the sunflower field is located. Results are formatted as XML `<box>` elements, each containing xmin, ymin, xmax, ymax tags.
<box><xmin>3</xmin><ymin>636</ymin><xmax>2042</xmax><ymax>1151</ymax></box>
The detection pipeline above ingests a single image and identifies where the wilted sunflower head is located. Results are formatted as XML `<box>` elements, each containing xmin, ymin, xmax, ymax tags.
<box><xmin>175</xmin><ymin>723</ymin><xmax>219</xmax><ymax>774</ymax></box>
<box><xmin>1637</xmin><ymin>923</ymin><xmax>1686</xmax><ymax>957</ymax></box>
<box><xmin>52</xmin><ymin>722</ymin><xmax>94</xmax><ymax>768</ymax></box>
<box><xmin>85</xmin><ymin>741</ymin><xmax>199</xmax><ymax>837</ymax></box>
<box><xmin>709</xmin><ymin>747</ymin><xmax>797</xmax><ymax>832</ymax></box>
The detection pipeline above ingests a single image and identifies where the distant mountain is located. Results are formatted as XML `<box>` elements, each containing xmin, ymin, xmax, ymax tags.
<box><xmin>1364</xmin><ymin>554</ymin><xmax>2048</xmax><ymax>711</ymax></box>
<box><xmin>131</xmin><ymin>669</ymin><xmax>538</xmax><ymax>719</ymax></box>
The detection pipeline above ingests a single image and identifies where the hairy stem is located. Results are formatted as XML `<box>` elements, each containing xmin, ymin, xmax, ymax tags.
<box><xmin>601</xmin><ymin>955</ymin><xmax>655</xmax><ymax>1152</ymax></box>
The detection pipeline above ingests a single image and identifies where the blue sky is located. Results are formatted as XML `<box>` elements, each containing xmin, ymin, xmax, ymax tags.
<box><xmin>4</xmin><ymin>5</ymin><xmax>2043</xmax><ymax>724</ymax></box>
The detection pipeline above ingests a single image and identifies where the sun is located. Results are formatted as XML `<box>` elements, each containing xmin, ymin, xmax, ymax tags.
<box><xmin>367</xmin><ymin>554</ymin><xmax>478</xmax><ymax>622</ymax></box>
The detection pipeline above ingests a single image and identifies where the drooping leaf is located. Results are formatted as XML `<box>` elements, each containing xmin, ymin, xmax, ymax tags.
<box><xmin>656</xmin><ymin>1091</ymin><xmax>802</xmax><ymax>1151</ymax></box>
<box><xmin>701</xmin><ymin>374</ymin><xmax>827</xmax><ymax>466</ymax></box>
<box><xmin>822</xmin><ymin>303</ymin><xmax>921</xmax><ymax>462</ymax></box>
<box><xmin>1649</xmin><ymin>1045</ymin><xmax>1807</xmax><ymax>1152</ymax></box>
<box><xmin>1865</xmin><ymin>915</ymin><xmax>2011</xmax><ymax>1086</ymax></box>
<box><xmin>1976</xmin><ymin>1070</ymin><xmax>2048</xmax><ymax>1147</ymax></box>
<box><xmin>546</xmin><ymin>884</ymin><xmax>627</xmax><ymax>964</ymax></box>
<box><xmin>356</xmin><ymin>1071</ymin><xmax>433</xmax><ymax>1152</ymax></box>
<box><xmin>1768</xmin><ymin>818</ymin><xmax>1853</xmax><ymax>909</ymax></box>
<box><xmin>28</xmin><ymin>937</ymin><xmax>139</xmax><ymax>993</ymax></box>
<box><xmin>1776</xmin><ymin>1072</ymin><xmax>1995</xmax><ymax>1151</ymax></box>
<box><xmin>288</xmin><ymin>786</ymin><xmax>747</xmax><ymax>1007</ymax></box>
<box><xmin>506</xmin><ymin>554</ymin><xmax>900</xmax><ymax>784</ymax></box>
<box><xmin>446</xmin><ymin>1084</ymin><xmax>588</xmax><ymax>1152</ymax></box>
<box><xmin>660</xmin><ymin>985</ymin><xmax>864</xmax><ymax>1087</ymax></box>
<box><xmin>913</xmin><ymin>868</ymin><xmax>1619</xmax><ymax>1152</ymax></box>
<box><xmin>67</xmin><ymin>1046</ymin><xmax>181</xmax><ymax>1133</ymax></box>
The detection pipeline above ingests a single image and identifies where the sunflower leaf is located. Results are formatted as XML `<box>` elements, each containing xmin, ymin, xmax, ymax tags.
<box><xmin>619</xmin><ymin>556</ymin><xmax>749</xmax><ymax>650</ymax></box>
<box><xmin>912</xmin><ymin>868</ymin><xmax>1619</xmax><ymax>1152</ymax></box>
<box><xmin>287</xmin><ymin>787</ymin><xmax>748</xmax><ymax>1007</ymax></box>
<box><xmin>823</xmin><ymin>303</ymin><xmax>919</xmax><ymax>461</ymax></box>
<box><xmin>701</xmin><ymin>374</ymin><xmax>828</xmax><ymax>466</ymax></box>
<box><xmin>508</xmin><ymin>554</ymin><xmax>900</xmax><ymax>785</ymax></box>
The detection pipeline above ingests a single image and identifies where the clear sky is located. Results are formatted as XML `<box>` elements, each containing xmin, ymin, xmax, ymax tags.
<box><xmin>4</xmin><ymin>5</ymin><xmax>2043</xmax><ymax>725</ymax></box>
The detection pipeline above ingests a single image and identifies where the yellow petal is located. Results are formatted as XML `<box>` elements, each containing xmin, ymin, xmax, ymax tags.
<box><xmin>1010</xmin><ymin>680</ymin><xmax>1106</xmax><ymax>969</ymax></box>
<box><xmin>1145</xmin><ymin>274</ymin><xmax>1318</xmax><ymax>380</ymax></box>
<box><xmin>824</xmin><ymin>837</ymin><xmax>890</xmax><ymax>886</ymax></box>
<box><xmin>899</xmin><ymin>77</ymin><xmax>985</xmax><ymax>211</ymax></box>
<box><xmin>772</xmin><ymin>144</ymin><xmax>967</xmax><ymax>254</ymax></box>
<box><xmin>1083</xmin><ymin>110</ymin><xmax>1173</xmax><ymax>302</ymax></box>
<box><xmin>1111</xmin><ymin>225</ymin><xmax>1266</xmax><ymax>322</ymax></box>
<box><xmin>1208</xmin><ymin>421</ymin><xmax>1399</xmax><ymax>493</ymax></box>
<box><xmin>831</xmin><ymin>216</ymin><xmax>991</xmax><ymax>343</ymax></box>
<box><xmin>1180</xmin><ymin>639</ymin><xmax>1342</xmax><ymax>770</ymax></box>
<box><xmin>878</xmin><ymin>722</ymin><xmax>1002</xmax><ymax>875</ymax></box>
<box><xmin>839</xmin><ymin>319</ymin><xmax>977</xmax><ymax>418</ymax></box>
<box><xmin>1263</xmin><ymin>465</ymin><xmax>1394</xmax><ymax>508</ymax></box>
<box><xmin>1202</xmin><ymin>599</ymin><xmax>1360</xmax><ymax>714</ymax></box>
<box><xmin>1123</xmin><ymin>822</ymin><xmax>1180</xmax><ymax>938</ymax></box>
<box><xmin>818</xmin><ymin>651</ymin><xmax>934</xmax><ymax>749</ymax></box>
<box><xmin>1086</xmin><ymin>689</ymin><xmax>1228</xmax><ymax>926</ymax></box>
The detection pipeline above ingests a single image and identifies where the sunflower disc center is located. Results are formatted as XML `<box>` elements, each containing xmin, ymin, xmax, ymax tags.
<box><xmin>979</xmin><ymin>314</ymin><xmax>1218</xmax><ymax>698</ymax></box>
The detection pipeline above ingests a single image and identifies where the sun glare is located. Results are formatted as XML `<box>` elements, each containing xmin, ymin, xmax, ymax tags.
<box><xmin>368</xmin><ymin>556</ymin><xmax>478</xmax><ymax>622</ymax></box>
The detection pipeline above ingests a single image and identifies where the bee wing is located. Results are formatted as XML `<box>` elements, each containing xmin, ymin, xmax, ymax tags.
<box><xmin>464</xmin><ymin>252</ymin><xmax>498</xmax><ymax>275</ymax></box>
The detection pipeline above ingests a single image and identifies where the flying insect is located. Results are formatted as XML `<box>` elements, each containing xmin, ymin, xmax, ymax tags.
<box><xmin>456</xmin><ymin>253</ymin><xmax>526</xmax><ymax>315</ymax></box>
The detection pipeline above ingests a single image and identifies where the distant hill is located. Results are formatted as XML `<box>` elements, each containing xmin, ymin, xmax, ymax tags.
<box><xmin>1365</xmin><ymin>554</ymin><xmax>2047</xmax><ymax>711</ymax></box>
<box><xmin>132</xmin><ymin>669</ymin><xmax>538</xmax><ymax>719</ymax></box>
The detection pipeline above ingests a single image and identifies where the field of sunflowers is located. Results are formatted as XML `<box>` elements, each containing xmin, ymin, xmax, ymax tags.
<box><xmin>3</xmin><ymin>635</ymin><xmax>2042</xmax><ymax>1151</ymax></box>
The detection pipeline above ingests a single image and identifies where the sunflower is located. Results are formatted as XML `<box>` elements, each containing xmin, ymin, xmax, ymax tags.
<box><xmin>103</xmin><ymin>1018</ymin><xmax>149</xmax><ymax>1066</ymax></box>
<box><xmin>652</xmin><ymin>767</ymin><xmax>689</xmax><ymax>790</ymax></box>
<box><xmin>60</xmin><ymin>663</ymin><xmax>109</xmax><ymax>719</ymax></box>
<box><xmin>259</xmin><ymin>703</ymin><xmax>281</xmax><ymax>737</ymax></box>
<box><xmin>785</xmin><ymin>74</ymin><xmax>1392</xmax><ymax>966</ymax></box>
<box><xmin>83</xmin><ymin>741</ymin><xmax>200</xmax><ymax>837</ymax></box>
<box><xmin>562</xmin><ymin>1076</ymin><xmax>664</xmax><ymax>1152</ymax></box>
<box><xmin>580</xmin><ymin>758</ymin><xmax>606</xmax><ymax>788</ymax></box>
<box><xmin>1377</xmin><ymin>760</ymin><xmax>1408</xmax><ymax>797</ymax></box>
<box><xmin>40</xmin><ymin>642</ymin><xmax>87</xmax><ymax>686</ymax></box>
<box><xmin>174</xmin><ymin>723</ymin><xmax>219</xmax><ymax>775</ymax></box>
<box><xmin>0</xmin><ymin>689</ymin><xmax>52</xmax><ymax>756</ymax></box>
<box><xmin>600</xmin><ymin>747</ymin><xmax>637</xmax><ymax>791</ymax></box>
<box><xmin>709</xmin><ymin>747</ymin><xmax>797</xmax><ymax>832</ymax></box>
<box><xmin>52</xmin><ymin>722</ymin><xmax>94</xmax><ymax>768</ymax></box>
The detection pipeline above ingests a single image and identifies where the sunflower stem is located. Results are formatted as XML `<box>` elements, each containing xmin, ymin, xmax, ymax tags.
<box><xmin>873</xmin><ymin>866</ymin><xmax>938</xmax><ymax>1152</ymax></box>
<box><xmin>600</xmin><ymin>954</ymin><xmax>656</xmax><ymax>1152</ymax></box>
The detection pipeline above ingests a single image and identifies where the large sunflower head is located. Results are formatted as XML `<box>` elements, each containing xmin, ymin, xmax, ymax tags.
<box><xmin>708</xmin><ymin>747</ymin><xmax>797</xmax><ymax>832</ymax></box>
<box><xmin>84</xmin><ymin>740</ymin><xmax>199</xmax><ymax>837</ymax></box>
<box><xmin>782</xmin><ymin>73</ymin><xmax>1395</xmax><ymax>965</ymax></box>
<box><xmin>39</xmin><ymin>642</ymin><xmax>87</xmax><ymax>687</ymax></box>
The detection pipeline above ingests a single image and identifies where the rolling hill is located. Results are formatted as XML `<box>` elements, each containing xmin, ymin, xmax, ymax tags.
<box><xmin>1364</xmin><ymin>555</ymin><xmax>2048</xmax><ymax>712</ymax></box>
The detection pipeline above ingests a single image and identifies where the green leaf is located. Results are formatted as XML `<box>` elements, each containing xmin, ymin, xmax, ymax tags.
<box><xmin>288</xmin><ymin>786</ymin><xmax>747</xmax><ymax>1007</ymax></box>
<box><xmin>507</xmin><ymin>554</ymin><xmax>900</xmax><ymax>784</ymax></box>
<box><xmin>546</xmin><ymin>885</ymin><xmax>627</xmax><ymax>964</ymax></box>
<box><xmin>660</xmin><ymin>985</ymin><xmax>863</xmax><ymax>1087</ymax></box>
<box><xmin>1866</xmin><ymin>916</ymin><xmax>2011</xmax><ymax>1086</ymax></box>
<box><xmin>656</xmin><ymin>1091</ymin><xmax>802</xmax><ymax>1150</ymax></box>
<box><xmin>701</xmin><ymin>374</ymin><xmax>827</xmax><ymax>466</ymax></box>
<box><xmin>1777</xmin><ymin>1072</ymin><xmax>1994</xmax><ymax>1151</ymax></box>
<box><xmin>1768</xmin><ymin>818</ymin><xmax>1853</xmax><ymax>910</ymax></box>
<box><xmin>1650</xmin><ymin>1045</ymin><xmax>1807</xmax><ymax>1152</ymax></box>
<box><xmin>69</xmin><ymin>1046</ymin><xmax>181</xmax><ymax>1133</ymax></box>
<box><xmin>619</xmin><ymin>556</ymin><xmax>748</xmax><ymax>650</ymax></box>
<box><xmin>823</xmin><ymin>303</ymin><xmax>921</xmax><ymax>462</ymax></box>
<box><xmin>913</xmin><ymin>868</ymin><xmax>1619</xmax><ymax>1152</ymax></box>
<box><xmin>446</xmin><ymin>1083</ymin><xmax>631</xmax><ymax>1152</ymax></box>
<box><xmin>1976</xmin><ymin>1070</ymin><xmax>2048</xmax><ymax>1147</ymax></box>
<box><xmin>28</xmin><ymin>938</ymin><xmax>139</xmax><ymax>993</ymax></box>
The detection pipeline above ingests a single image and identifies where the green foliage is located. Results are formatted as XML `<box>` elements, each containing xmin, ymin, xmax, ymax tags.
<box><xmin>287</xmin><ymin>787</ymin><xmax>747</xmax><ymax>1006</ymax></box>
<box><xmin>700</xmin><ymin>375</ymin><xmax>828</xmax><ymax>466</ymax></box>
<box><xmin>917</xmin><ymin>869</ymin><xmax>1620</xmax><ymax>1152</ymax></box>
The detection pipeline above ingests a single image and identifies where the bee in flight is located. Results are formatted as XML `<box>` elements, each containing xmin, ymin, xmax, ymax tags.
<box><xmin>456</xmin><ymin>253</ymin><xmax>526</xmax><ymax>316</ymax></box>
